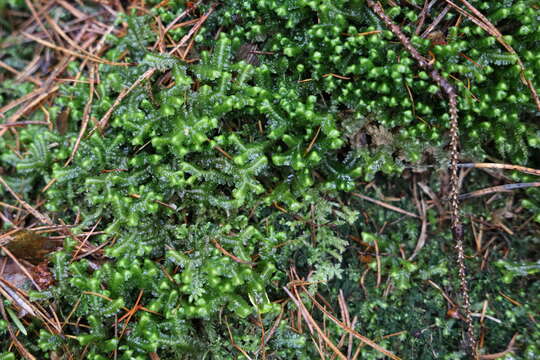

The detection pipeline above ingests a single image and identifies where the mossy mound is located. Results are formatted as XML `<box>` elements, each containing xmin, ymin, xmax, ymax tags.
<box><xmin>0</xmin><ymin>1</ymin><xmax>539</xmax><ymax>359</ymax></box>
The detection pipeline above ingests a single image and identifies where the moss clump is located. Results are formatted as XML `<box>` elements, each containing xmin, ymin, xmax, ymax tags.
<box><xmin>1</xmin><ymin>0</ymin><xmax>539</xmax><ymax>359</ymax></box>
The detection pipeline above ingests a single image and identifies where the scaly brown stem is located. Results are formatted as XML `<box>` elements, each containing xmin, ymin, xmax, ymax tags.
<box><xmin>365</xmin><ymin>0</ymin><xmax>475</xmax><ymax>353</ymax></box>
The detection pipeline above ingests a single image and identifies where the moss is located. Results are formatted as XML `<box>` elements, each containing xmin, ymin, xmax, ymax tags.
<box><xmin>1</xmin><ymin>0</ymin><xmax>539</xmax><ymax>358</ymax></box>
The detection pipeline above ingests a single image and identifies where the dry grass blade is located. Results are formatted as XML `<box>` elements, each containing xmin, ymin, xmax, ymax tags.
<box><xmin>351</xmin><ymin>192</ymin><xmax>419</xmax><ymax>218</ymax></box>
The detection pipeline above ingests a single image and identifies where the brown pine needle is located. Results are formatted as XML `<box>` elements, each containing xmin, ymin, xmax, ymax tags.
<box><xmin>305</xmin><ymin>126</ymin><xmax>321</xmax><ymax>155</ymax></box>
<box><xmin>498</xmin><ymin>291</ymin><xmax>523</xmax><ymax>307</ymax></box>
<box><xmin>351</xmin><ymin>192</ymin><xmax>419</xmax><ymax>218</ymax></box>
<box><xmin>459</xmin><ymin>182</ymin><xmax>540</xmax><ymax>200</ymax></box>
<box><xmin>21</xmin><ymin>32</ymin><xmax>132</xmax><ymax>67</ymax></box>
<box><xmin>211</xmin><ymin>239</ymin><xmax>254</xmax><ymax>265</ymax></box>
<box><xmin>225</xmin><ymin>316</ymin><xmax>254</xmax><ymax>360</ymax></box>
<box><xmin>65</xmin><ymin>65</ymin><xmax>96</xmax><ymax>166</ymax></box>
<box><xmin>119</xmin><ymin>290</ymin><xmax>144</xmax><ymax>339</ymax></box>
<box><xmin>0</xmin><ymin>175</ymin><xmax>52</xmax><ymax>225</ymax></box>
<box><xmin>214</xmin><ymin>145</ymin><xmax>233</xmax><ymax>160</ymax></box>
<box><xmin>70</xmin><ymin>218</ymin><xmax>101</xmax><ymax>261</ymax></box>
<box><xmin>322</xmin><ymin>73</ymin><xmax>351</xmax><ymax>80</ymax></box>
<box><xmin>171</xmin><ymin>18</ymin><xmax>203</xmax><ymax>30</ymax></box>
<box><xmin>169</xmin><ymin>5</ymin><xmax>216</xmax><ymax>55</ymax></box>
<box><xmin>44</xmin><ymin>12</ymin><xmax>102</xmax><ymax>62</ymax></box>
<box><xmin>478</xmin><ymin>333</ymin><xmax>518</xmax><ymax>359</ymax></box>
<box><xmin>283</xmin><ymin>286</ymin><xmax>347</xmax><ymax>360</ymax></box>
<box><xmin>56</xmin><ymin>0</ymin><xmax>86</xmax><ymax>20</ymax></box>
<box><xmin>0</xmin><ymin>86</ymin><xmax>48</xmax><ymax>115</ymax></box>
<box><xmin>372</xmin><ymin>234</ymin><xmax>382</xmax><ymax>288</ymax></box>
<box><xmin>97</xmin><ymin>68</ymin><xmax>156</xmax><ymax>131</ymax></box>
<box><xmin>0</xmin><ymin>246</ymin><xmax>41</xmax><ymax>290</ymax></box>
<box><xmin>0</xmin><ymin>121</ymin><xmax>49</xmax><ymax>128</ymax></box>
<box><xmin>286</xmin><ymin>283</ymin><xmax>401</xmax><ymax>360</ymax></box>
<box><xmin>0</xmin><ymin>86</ymin><xmax>60</xmax><ymax>137</ymax></box>
<box><xmin>341</xmin><ymin>30</ymin><xmax>382</xmax><ymax>37</ymax></box>
<box><xmin>0</xmin><ymin>60</ymin><xmax>41</xmax><ymax>86</ymax></box>
<box><xmin>164</xmin><ymin>1</ymin><xmax>202</xmax><ymax>33</ymax></box>
<box><xmin>458</xmin><ymin>163</ymin><xmax>540</xmax><ymax>177</ymax></box>
<box><xmin>24</xmin><ymin>0</ymin><xmax>53</xmax><ymax>41</ymax></box>
<box><xmin>99</xmin><ymin>5</ymin><xmax>216</xmax><ymax>132</ymax></box>
<box><xmin>41</xmin><ymin>178</ymin><xmax>58</xmax><ymax>193</ymax></box>
<box><xmin>445</xmin><ymin>0</ymin><xmax>540</xmax><ymax>111</ymax></box>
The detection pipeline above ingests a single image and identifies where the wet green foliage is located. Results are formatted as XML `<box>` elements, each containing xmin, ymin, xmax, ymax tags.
<box><xmin>1</xmin><ymin>0</ymin><xmax>539</xmax><ymax>359</ymax></box>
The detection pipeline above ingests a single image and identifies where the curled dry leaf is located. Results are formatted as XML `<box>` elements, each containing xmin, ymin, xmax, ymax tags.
<box><xmin>3</xmin><ymin>230</ymin><xmax>61</xmax><ymax>265</ymax></box>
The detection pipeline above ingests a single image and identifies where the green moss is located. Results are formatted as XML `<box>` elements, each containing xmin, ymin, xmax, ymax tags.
<box><xmin>0</xmin><ymin>0</ymin><xmax>539</xmax><ymax>358</ymax></box>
